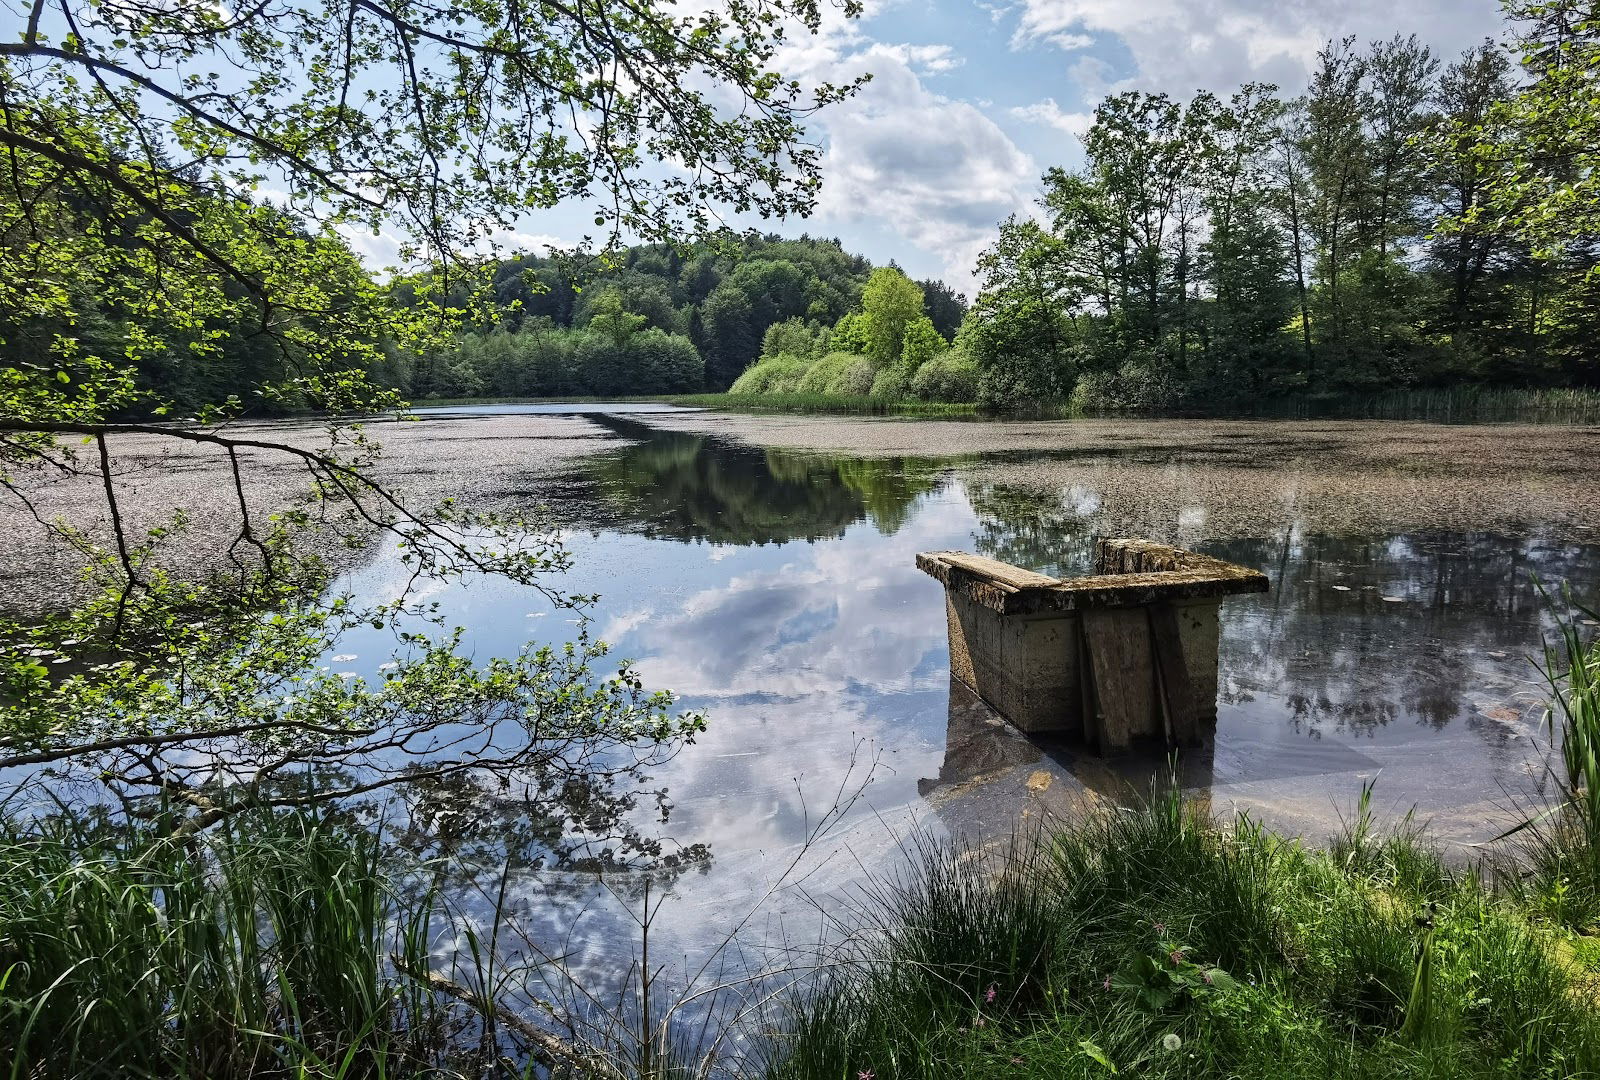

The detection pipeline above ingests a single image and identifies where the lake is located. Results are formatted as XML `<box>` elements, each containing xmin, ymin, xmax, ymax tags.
<box><xmin>311</xmin><ymin>407</ymin><xmax>1600</xmax><ymax>1009</ymax></box>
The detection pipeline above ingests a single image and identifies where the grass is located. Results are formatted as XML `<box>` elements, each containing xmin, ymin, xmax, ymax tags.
<box><xmin>8</xmin><ymin>792</ymin><xmax>1600</xmax><ymax>1079</ymax></box>
<box><xmin>1507</xmin><ymin>589</ymin><xmax>1600</xmax><ymax>931</ymax></box>
<box><xmin>9</xmin><ymin>600</ymin><xmax>1600</xmax><ymax>1078</ymax></box>
<box><xmin>759</xmin><ymin>792</ymin><xmax>1600</xmax><ymax>1080</ymax></box>
<box><xmin>1252</xmin><ymin>386</ymin><xmax>1600</xmax><ymax>425</ymax></box>
<box><xmin>0</xmin><ymin>810</ymin><xmax>458</xmax><ymax>1078</ymax></box>
<box><xmin>404</xmin><ymin>392</ymin><xmax>980</xmax><ymax>416</ymax></box>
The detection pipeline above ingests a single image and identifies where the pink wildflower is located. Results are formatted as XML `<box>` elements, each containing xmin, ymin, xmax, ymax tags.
<box><xmin>1102</xmin><ymin>975</ymin><xmax>1112</xmax><ymax>991</ymax></box>
<box><xmin>1153</xmin><ymin>921</ymin><xmax>1166</xmax><ymax>935</ymax></box>
<box><xmin>985</xmin><ymin>984</ymin><xmax>997</xmax><ymax>1004</ymax></box>
<box><xmin>1169</xmin><ymin>948</ymin><xmax>1186</xmax><ymax>966</ymax></box>
<box><xmin>858</xmin><ymin>1071</ymin><xmax>874</xmax><ymax>1080</ymax></box>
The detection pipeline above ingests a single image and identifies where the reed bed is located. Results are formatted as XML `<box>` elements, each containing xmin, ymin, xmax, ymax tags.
<box><xmin>1264</xmin><ymin>386</ymin><xmax>1600</xmax><ymax>424</ymax></box>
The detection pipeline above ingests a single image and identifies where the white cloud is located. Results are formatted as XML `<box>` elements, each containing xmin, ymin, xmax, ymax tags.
<box><xmin>1007</xmin><ymin>0</ymin><xmax>1505</xmax><ymax>95</ymax></box>
<box><xmin>868</xmin><ymin>42</ymin><xmax>965</xmax><ymax>75</ymax></box>
<box><xmin>778</xmin><ymin>35</ymin><xmax>1037</xmax><ymax>291</ymax></box>
<box><xmin>1009</xmin><ymin>97</ymin><xmax>1094</xmax><ymax>138</ymax></box>
<box><xmin>333</xmin><ymin>223</ymin><xmax>564</xmax><ymax>273</ymax></box>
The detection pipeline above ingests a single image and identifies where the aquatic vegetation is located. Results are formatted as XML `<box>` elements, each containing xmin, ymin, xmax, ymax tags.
<box><xmin>1252</xmin><ymin>386</ymin><xmax>1600</xmax><ymax>425</ymax></box>
<box><xmin>1511</xmin><ymin>588</ymin><xmax>1600</xmax><ymax>930</ymax></box>
<box><xmin>662</xmin><ymin>392</ymin><xmax>978</xmax><ymax>416</ymax></box>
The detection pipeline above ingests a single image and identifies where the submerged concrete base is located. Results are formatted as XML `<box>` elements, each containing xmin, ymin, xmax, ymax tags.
<box><xmin>919</xmin><ymin>540</ymin><xmax>1268</xmax><ymax>751</ymax></box>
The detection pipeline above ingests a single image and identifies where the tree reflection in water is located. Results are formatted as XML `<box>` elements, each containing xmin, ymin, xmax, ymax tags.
<box><xmin>582</xmin><ymin>414</ymin><xmax>949</xmax><ymax>544</ymax></box>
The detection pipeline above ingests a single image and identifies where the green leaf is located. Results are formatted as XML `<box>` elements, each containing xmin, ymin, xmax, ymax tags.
<box><xmin>1079</xmin><ymin>1040</ymin><xmax>1118</xmax><ymax>1073</ymax></box>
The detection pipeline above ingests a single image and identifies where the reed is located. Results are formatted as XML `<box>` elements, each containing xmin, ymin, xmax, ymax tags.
<box><xmin>1510</xmin><ymin>587</ymin><xmax>1600</xmax><ymax>930</ymax></box>
<box><xmin>1258</xmin><ymin>385</ymin><xmax>1600</xmax><ymax>425</ymax></box>
<box><xmin>0</xmin><ymin>810</ymin><xmax>455</xmax><ymax>1078</ymax></box>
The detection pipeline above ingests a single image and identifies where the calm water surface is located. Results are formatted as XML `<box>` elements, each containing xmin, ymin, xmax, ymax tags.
<box><xmin>327</xmin><ymin>411</ymin><xmax>1596</xmax><ymax>1005</ymax></box>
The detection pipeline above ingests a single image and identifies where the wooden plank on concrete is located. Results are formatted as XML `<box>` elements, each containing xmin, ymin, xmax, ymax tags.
<box><xmin>1148</xmin><ymin>604</ymin><xmax>1200</xmax><ymax>746</ymax></box>
<box><xmin>1081</xmin><ymin>608</ymin><xmax>1155</xmax><ymax>751</ymax></box>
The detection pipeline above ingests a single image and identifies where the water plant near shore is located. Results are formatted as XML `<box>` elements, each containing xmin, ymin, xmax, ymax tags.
<box><xmin>1509</xmin><ymin>588</ymin><xmax>1600</xmax><ymax>931</ymax></box>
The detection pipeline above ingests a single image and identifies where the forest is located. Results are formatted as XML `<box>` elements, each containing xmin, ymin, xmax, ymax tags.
<box><xmin>965</xmin><ymin>11</ymin><xmax>1600</xmax><ymax>410</ymax></box>
<box><xmin>12</xmin><ymin>4</ymin><xmax>1600</xmax><ymax>417</ymax></box>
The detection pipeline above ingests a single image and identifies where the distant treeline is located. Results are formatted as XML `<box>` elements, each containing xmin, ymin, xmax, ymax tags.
<box><xmin>393</xmin><ymin>236</ymin><xmax>969</xmax><ymax>400</ymax></box>
<box><xmin>23</xmin><ymin>1</ymin><xmax>1600</xmax><ymax>417</ymax></box>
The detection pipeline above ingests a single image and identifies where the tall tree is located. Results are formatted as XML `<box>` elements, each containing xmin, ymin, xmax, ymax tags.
<box><xmin>700</xmin><ymin>284</ymin><xmax>759</xmax><ymax>389</ymax></box>
<box><xmin>1200</xmin><ymin>85</ymin><xmax>1298</xmax><ymax>395</ymax></box>
<box><xmin>0</xmin><ymin>0</ymin><xmax>862</xmax><ymax>828</ymax></box>
<box><xmin>1424</xmin><ymin>40</ymin><xmax>1525</xmax><ymax>350</ymax></box>
<box><xmin>961</xmin><ymin>218</ymin><xmax>1081</xmax><ymax>404</ymax></box>
<box><xmin>1300</xmin><ymin>38</ymin><xmax>1370</xmax><ymax>375</ymax></box>
<box><xmin>858</xmin><ymin>267</ymin><xmax>925</xmax><ymax>368</ymax></box>
<box><xmin>918</xmin><ymin>279</ymin><xmax>969</xmax><ymax>338</ymax></box>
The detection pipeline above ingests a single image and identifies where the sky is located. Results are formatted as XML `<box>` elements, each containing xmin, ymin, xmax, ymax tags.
<box><xmin>339</xmin><ymin>0</ymin><xmax>1513</xmax><ymax>296</ymax></box>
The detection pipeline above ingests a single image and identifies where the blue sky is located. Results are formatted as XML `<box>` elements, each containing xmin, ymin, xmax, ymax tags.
<box><xmin>337</xmin><ymin>0</ymin><xmax>1511</xmax><ymax>295</ymax></box>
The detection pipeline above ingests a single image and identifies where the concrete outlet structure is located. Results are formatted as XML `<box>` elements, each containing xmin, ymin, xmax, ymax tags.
<box><xmin>916</xmin><ymin>539</ymin><xmax>1269</xmax><ymax>752</ymax></box>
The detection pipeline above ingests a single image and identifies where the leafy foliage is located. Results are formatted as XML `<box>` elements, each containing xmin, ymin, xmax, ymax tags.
<box><xmin>969</xmin><ymin>5</ymin><xmax>1600</xmax><ymax>409</ymax></box>
<box><xmin>0</xmin><ymin>0</ymin><xmax>862</xmax><ymax>837</ymax></box>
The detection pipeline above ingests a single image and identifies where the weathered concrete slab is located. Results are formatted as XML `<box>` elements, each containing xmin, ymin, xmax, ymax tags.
<box><xmin>917</xmin><ymin>540</ymin><xmax>1267</xmax><ymax>617</ymax></box>
<box><xmin>919</xmin><ymin>539</ymin><xmax>1267</xmax><ymax>750</ymax></box>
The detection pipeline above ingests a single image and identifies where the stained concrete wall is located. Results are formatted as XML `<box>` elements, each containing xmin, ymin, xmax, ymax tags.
<box><xmin>924</xmin><ymin>540</ymin><xmax>1262</xmax><ymax>750</ymax></box>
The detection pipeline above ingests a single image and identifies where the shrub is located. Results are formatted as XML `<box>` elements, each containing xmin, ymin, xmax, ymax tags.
<box><xmin>728</xmin><ymin>354</ymin><xmax>814</xmax><ymax>395</ymax></box>
<box><xmin>826</xmin><ymin>355</ymin><xmax>876</xmax><ymax>396</ymax></box>
<box><xmin>869</xmin><ymin>366</ymin><xmax>909</xmax><ymax>400</ymax></box>
<box><xmin>1070</xmin><ymin>358</ymin><xmax>1184</xmax><ymax>412</ymax></box>
<box><xmin>796</xmin><ymin>351</ymin><xmax>853</xmax><ymax>394</ymax></box>
<box><xmin>910</xmin><ymin>350</ymin><xmax>979</xmax><ymax>402</ymax></box>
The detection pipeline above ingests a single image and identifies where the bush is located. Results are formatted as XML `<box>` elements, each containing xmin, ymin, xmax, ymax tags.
<box><xmin>1070</xmin><ymin>357</ymin><xmax>1184</xmax><ymax>412</ymax></box>
<box><xmin>910</xmin><ymin>350</ymin><xmax>979</xmax><ymax>402</ymax></box>
<box><xmin>869</xmin><ymin>366</ymin><xmax>909</xmax><ymax>400</ymax></box>
<box><xmin>728</xmin><ymin>354</ymin><xmax>814</xmax><ymax>395</ymax></box>
<box><xmin>826</xmin><ymin>355</ymin><xmax>876</xmax><ymax>396</ymax></box>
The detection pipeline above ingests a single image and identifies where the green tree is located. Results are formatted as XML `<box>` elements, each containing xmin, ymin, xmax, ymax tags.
<box><xmin>859</xmin><ymin>267</ymin><xmax>925</xmax><ymax>368</ymax></box>
<box><xmin>899</xmin><ymin>315</ymin><xmax>947</xmax><ymax>371</ymax></box>
<box><xmin>761</xmin><ymin>317</ymin><xmax>829</xmax><ymax>361</ymax></box>
<box><xmin>1199</xmin><ymin>85</ymin><xmax>1299</xmax><ymax>398</ymax></box>
<box><xmin>0</xmin><ymin>0</ymin><xmax>861</xmax><ymax>830</ymax></box>
<box><xmin>701</xmin><ymin>284</ymin><xmax>759</xmax><ymax>389</ymax></box>
<box><xmin>917</xmin><ymin>279</ymin><xmax>969</xmax><ymax>338</ymax></box>
<box><xmin>962</xmin><ymin>218</ymin><xmax>1082</xmax><ymax>405</ymax></box>
<box><xmin>582</xmin><ymin>288</ymin><xmax>650</xmax><ymax>348</ymax></box>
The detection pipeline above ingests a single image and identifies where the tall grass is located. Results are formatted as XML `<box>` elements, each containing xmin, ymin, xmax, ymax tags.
<box><xmin>1258</xmin><ymin>386</ymin><xmax>1600</xmax><ymax>425</ymax></box>
<box><xmin>659</xmin><ymin>393</ymin><xmax>979</xmax><ymax>416</ymax></box>
<box><xmin>0</xmin><ymin>810</ymin><xmax>461</xmax><ymax>1078</ymax></box>
<box><xmin>760</xmin><ymin>792</ymin><xmax>1600</xmax><ymax>1079</ymax></box>
<box><xmin>1510</xmin><ymin>590</ymin><xmax>1600</xmax><ymax>930</ymax></box>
